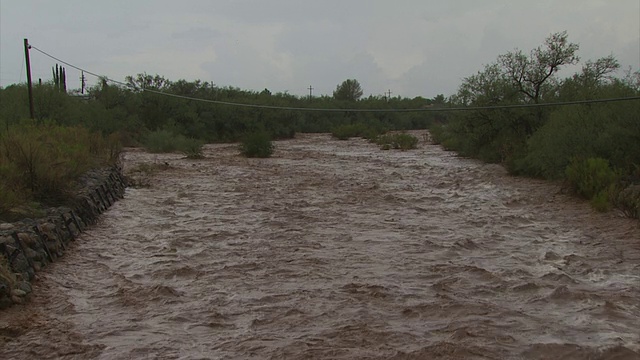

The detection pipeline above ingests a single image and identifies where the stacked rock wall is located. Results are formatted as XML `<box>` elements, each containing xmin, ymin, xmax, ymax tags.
<box><xmin>0</xmin><ymin>165</ymin><xmax>126</xmax><ymax>308</ymax></box>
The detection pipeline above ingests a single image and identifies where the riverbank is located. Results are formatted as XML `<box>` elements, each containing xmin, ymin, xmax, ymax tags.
<box><xmin>0</xmin><ymin>165</ymin><xmax>127</xmax><ymax>308</ymax></box>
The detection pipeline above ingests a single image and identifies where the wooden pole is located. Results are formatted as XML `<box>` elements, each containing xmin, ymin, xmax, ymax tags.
<box><xmin>24</xmin><ymin>38</ymin><xmax>35</xmax><ymax>119</ymax></box>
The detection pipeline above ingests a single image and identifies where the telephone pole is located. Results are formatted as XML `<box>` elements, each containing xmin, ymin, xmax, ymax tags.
<box><xmin>24</xmin><ymin>38</ymin><xmax>35</xmax><ymax>119</ymax></box>
<box><xmin>80</xmin><ymin>71</ymin><xmax>86</xmax><ymax>94</ymax></box>
<box><xmin>308</xmin><ymin>85</ymin><xmax>313</xmax><ymax>100</ymax></box>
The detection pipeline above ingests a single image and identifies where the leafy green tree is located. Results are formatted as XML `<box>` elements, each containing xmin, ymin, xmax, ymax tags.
<box><xmin>333</xmin><ymin>79</ymin><xmax>363</xmax><ymax>101</ymax></box>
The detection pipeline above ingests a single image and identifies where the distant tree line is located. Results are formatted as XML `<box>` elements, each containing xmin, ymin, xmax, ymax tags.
<box><xmin>0</xmin><ymin>75</ymin><xmax>447</xmax><ymax>144</ymax></box>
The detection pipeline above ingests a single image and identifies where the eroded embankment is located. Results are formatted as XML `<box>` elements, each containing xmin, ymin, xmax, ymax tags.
<box><xmin>0</xmin><ymin>166</ymin><xmax>126</xmax><ymax>308</ymax></box>
<box><xmin>0</xmin><ymin>133</ymin><xmax>639</xmax><ymax>360</ymax></box>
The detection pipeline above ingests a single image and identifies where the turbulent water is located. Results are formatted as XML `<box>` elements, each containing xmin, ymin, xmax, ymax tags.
<box><xmin>1</xmin><ymin>132</ymin><xmax>639</xmax><ymax>360</ymax></box>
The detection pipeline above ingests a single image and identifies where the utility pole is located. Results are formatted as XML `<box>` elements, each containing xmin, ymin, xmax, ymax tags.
<box><xmin>308</xmin><ymin>85</ymin><xmax>313</xmax><ymax>100</ymax></box>
<box><xmin>386</xmin><ymin>89</ymin><xmax>392</xmax><ymax>101</ymax></box>
<box><xmin>24</xmin><ymin>38</ymin><xmax>35</xmax><ymax>119</ymax></box>
<box><xmin>80</xmin><ymin>71</ymin><xmax>86</xmax><ymax>94</ymax></box>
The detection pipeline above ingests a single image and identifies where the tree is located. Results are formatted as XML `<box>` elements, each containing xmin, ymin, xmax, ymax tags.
<box><xmin>125</xmin><ymin>73</ymin><xmax>170</xmax><ymax>91</ymax></box>
<box><xmin>497</xmin><ymin>31</ymin><xmax>579</xmax><ymax>135</ymax></box>
<box><xmin>559</xmin><ymin>55</ymin><xmax>620</xmax><ymax>101</ymax></box>
<box><xmin>499</xmin><ymin>31</ymin><xmax>579</xmax><ymax>104</ymax></box>
<box><xmin>452</xmin><ymin>63</ymin><xmax>516</xmax><ymax>106</ymax></box>
<box><xmin>333</xmin><ymin>79</ymin><xmax>363</xmax><ymax>101</ymax></box>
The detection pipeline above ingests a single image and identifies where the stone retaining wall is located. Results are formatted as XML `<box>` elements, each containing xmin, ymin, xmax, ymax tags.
<box><xmin>0</xmin><ymin>165</ymin><xmax>127</xmax><ymax>309</ymax></box>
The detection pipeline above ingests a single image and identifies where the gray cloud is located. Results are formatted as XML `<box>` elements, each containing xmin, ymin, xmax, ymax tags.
<box><xmin>1</xmin><ymin>0</ymin><xmax>638</xmax><ymax>98</ymax></box>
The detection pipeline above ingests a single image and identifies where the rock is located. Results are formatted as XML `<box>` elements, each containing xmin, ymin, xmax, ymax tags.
<box><xmin>10</xmin><ymin>295</ymin><xmax>24</xmax><ymax>304</ymax></box>
<box><xmin>0</xmin><ymin>236</ymin><xmax>12</xmax><ymax>247</ymax></box>
<box><xmin>18</xmin><ymin>232</ymin><xmax>35</xmax><ymax>247</ymax></box>
<box><xmin>11</xmin><ymin>289</ymin><xmax>27</xmax><ymax>297</ymax></box>
<box><xmin>11</xmin><ymin>255</ymin><xmax>30</xmax><ymax>273</ymax></box>
<box><xmin>544</xmin><ymin>251</ymin><xmax>561</xmax><ymax>260</ymax></box>
<box><xmin>17</xmin><ymin>281</ymin><xmax>32</xmax><ymax>294</ymax></box>
<box><xmin>0</xmin><ymin>223</ymin><xmax>15</xmax><ymax>231</ymax></box>
<box><xmin>24</xmin><ymin>247</ymin><xmax>39</xmax><ymax>260</ymax></box>
<box><xmin>41</xmin><ymin>223</ymin><xmax>58</xmax><ymax>240</ymax></box>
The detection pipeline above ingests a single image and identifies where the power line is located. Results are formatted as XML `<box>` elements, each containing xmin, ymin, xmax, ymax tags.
<box><xmin>29</xmin><ymin>44</ymin><xmax>130</xmax><ymax>88</ymax></box>
<box><xmin>28</xmin><ymin>43</ymin><xmax>640</xmax><ymax>113</ymax></box>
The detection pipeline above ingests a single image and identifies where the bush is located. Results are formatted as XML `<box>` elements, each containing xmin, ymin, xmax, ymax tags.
<box><xmin>361</xmin><ymin>126</ymin><xmax>388</xmax><ymax>142</ymax></box>
<box><xmin>565</xmin><ymin>157</ymin><xmax>618</xmax><ymax>199</ymax></box>
<box><xmin>394</xmin><ymin>133</ymin><xmax>419</xmax><ymax>150</ymax></box>
<box><xmin>375</xmin><ymin>133</ymin><xmax>419</xmax><ymax>150</ymax></box>
<box><xmin>564</xmin><ymin>157</ymin><xmax>625</xmax><ymax>212</ymax></box>
<box><xmin>177</xmin><ymin>137</ymin><xmax>205</xmax><ymax>159</ymax></box>
<box><xmin>240</xmin><ymin>131</ymin><xmax>274</xmax><ymax>158</ymax></box>
<box><xmin>590</xmin><ymin>191</ymin><xmax>611</xmax><ymax>212</ymax></box>
<box><xmin>331</xmin><ymin>123</ymin><xmax>366</xmax><ymax>140</ymax></box>
<box><xmin>612</xmin><ymin>185</ymin><xmax>640</xmax><ymax>219</ymax></box>
<box><xmin>142</xmin><ymin>130</ymin><xmax>179</xmax><ymax>153</ymax></box>
<box><xmin>142</xmin><ymin>130</ymin><xmax>204</xmax><ymax>158</ymax></box>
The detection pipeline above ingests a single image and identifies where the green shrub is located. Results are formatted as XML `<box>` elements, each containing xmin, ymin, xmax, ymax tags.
<box><xmin>143</xmin><ymin>130</ymin><xmax>204</xmax><ymax>158</ymax></box>
<box><xmin>375</xmin><ymin>133</ymin><xmax>419</xmax><ymax>150</ymax></box>
<box><xmin>612</xmin><ymin>185</ymin><xmax>640</xmax><ymax>219</ymax></box>
<box><xmin>361</xmin><ymin>127</ymin><xmax>387</xmax><ymax>142</ymax></box>
<box><xmin>590</xmin><ymin>191</ymin><xmax>611</xmax><ymax>212</ymax></box>
<box><xmin>394</xmin><ymin>133</ymin><xmax>419</xmax><ymax>150</ymax></box>
<box><xmin>240</xmin><ymin>131</ymin><xmax>274</xmax><ymax>158</ymax></box>
<box><xmin>142</xmin><ymin>130</ymin><xmax>179</xmax><ymax>153</ymax></box>
<box><xmin>565</xmin><ymin>157</ymin><xmax>618</xmax><ymax>199</ymax></box>
<box><xmin>177</xmin><ymin>137</ymin><xmax>205</xmax><ymax>159</ymax></box>
<box><xmin>375</xmin><ymin>134</ymin><xmax>393</xmax><ymax>147</ymax></box>
<box><xmin>331</xmin><ymin>123</ymin><xmax>366</xmax><ymax>140</ymax></box>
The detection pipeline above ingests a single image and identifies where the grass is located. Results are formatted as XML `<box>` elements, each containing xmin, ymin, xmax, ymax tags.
<box><xmin>0</xmin><ymin>122</ymin><xmax>119</xmax><ymax>221</ymax></box>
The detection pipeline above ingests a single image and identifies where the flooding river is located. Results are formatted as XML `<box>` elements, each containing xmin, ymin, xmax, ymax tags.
<box><xmin>1</xmin><ymin>132</ymin><xmax>639</xmax><ymax>359</ymax></box>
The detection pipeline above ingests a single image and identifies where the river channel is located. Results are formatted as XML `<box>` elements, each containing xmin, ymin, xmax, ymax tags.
<box><xmin>1</xmin><ymin>132</ymin><xmax>639</xmax><ymax>359</ymax></box>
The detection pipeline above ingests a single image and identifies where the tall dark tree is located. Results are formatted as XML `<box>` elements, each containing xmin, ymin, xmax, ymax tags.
<box><xmin>499</xmin><ymin>31</ymin><xmax>579</xmax><ymax>104</ymax></box>
<box><xmin>333</xmin><ymin>79</ymin><xmax>363</xmax><ymax>101</ymax></box>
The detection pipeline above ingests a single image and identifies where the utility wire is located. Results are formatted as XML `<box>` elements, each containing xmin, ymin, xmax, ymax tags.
<box><xmin>29</xmin><ymin>43</ymin><xmax>640</xmax><ymax>113</ymax></box>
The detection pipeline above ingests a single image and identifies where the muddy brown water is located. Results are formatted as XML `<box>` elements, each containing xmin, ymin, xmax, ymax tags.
<box><xmin>1</xmin><ymin>132</ymin><xmax>639</xmax><ymax>359</ymax></box>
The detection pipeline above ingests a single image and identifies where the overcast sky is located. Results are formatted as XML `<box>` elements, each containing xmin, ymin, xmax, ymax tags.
<box><xmin>1</xmin><ymin>0</ymin><xmax>639</xmax><ymax>98</ymax></box>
